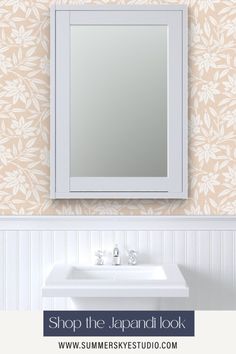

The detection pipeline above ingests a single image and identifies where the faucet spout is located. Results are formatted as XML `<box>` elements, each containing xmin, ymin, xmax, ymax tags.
<box><xmin>112</xmin><ymin>244</ymin><xmax>121</xmax><ymax>266</ymax></box>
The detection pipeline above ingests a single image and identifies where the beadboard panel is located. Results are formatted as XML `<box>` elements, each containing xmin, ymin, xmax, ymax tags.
<box><xmin>0</xmin><ymin>217</ymin><xmax>235</xmax><ymax>310</ymax></box>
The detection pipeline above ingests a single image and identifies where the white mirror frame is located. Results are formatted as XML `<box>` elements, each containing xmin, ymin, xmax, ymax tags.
<box><xmin>50</xmin><ymin>5</ymin><xmax>188</xmax><ymax>199</ymax></box>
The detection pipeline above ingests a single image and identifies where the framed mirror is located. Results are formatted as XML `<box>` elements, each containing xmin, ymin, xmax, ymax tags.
<box><xmin>50</xmin><ymin>5</ymin><xmax>188</xmax><ymax>199</ymax></box>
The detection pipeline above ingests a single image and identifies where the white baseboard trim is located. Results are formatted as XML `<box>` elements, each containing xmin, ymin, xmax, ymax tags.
<box><xmin>0</xmin><ymin>215</ymin><xmax>235</xmax><ymax>230</ymax></box>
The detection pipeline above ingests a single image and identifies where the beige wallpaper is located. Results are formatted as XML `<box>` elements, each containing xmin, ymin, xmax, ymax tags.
<box><xmin>0</xmin><ymin>0</ymin><xmax>235</xmax><ymax>215</ymax></box>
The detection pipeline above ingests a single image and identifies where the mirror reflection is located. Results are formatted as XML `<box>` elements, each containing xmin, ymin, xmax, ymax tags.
<box><xmin>70</xmin><ymin>25</ymin><xmax>167</xmax><ymax>177</ymax></box>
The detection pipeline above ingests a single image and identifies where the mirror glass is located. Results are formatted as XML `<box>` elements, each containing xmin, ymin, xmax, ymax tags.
<box><xmin>70</xmin><ymin>25</ymin><xmax>167</xmax><ymax>177</ymax></box>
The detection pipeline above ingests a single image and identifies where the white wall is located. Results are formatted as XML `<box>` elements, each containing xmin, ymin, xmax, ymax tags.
<box><xmin>0</xmin><ymin>216</ymin><xmax>235</xmax><ymax>310</ymax></box>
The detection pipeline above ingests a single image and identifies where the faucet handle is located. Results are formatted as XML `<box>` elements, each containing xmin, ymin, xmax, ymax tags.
<box><xmin>128</xmin><ymin>249</ymin><xmax>137</xmax><ymax>265</ymax></box>
<box><xmin>95</xmin><ymin>250</ymin><xmax>103</xmax><ymax>257</ymax></box>
<box><xmin>95</xmin><ymin>250</ymin><xmax>104</xmax><ymax>265</ymax></box>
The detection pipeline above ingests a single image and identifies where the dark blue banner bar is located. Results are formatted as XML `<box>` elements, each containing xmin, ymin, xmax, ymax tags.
<box><xmin>44</xmin><ymin>311</ymin><xmax>194</xmax><ymax>337</ymax></box>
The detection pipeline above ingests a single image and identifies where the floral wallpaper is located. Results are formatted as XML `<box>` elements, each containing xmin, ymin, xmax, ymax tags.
<box><xmin>0</xmin><ymin>0</ymin><xmax>235</xmax><ymax>215</ymax></box>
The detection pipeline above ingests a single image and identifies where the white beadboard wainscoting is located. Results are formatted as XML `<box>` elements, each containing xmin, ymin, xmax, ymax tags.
<box><xmin>0</xmin><ymin>216</ymin><xmax>235</xmax><ymax>311</ymax></box>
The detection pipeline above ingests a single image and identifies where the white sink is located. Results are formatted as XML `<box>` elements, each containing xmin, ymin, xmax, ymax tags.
<box><xmin>42</xmin><ymin>264</ymin><xmax>188</xmax><ymax>308</ymax></box>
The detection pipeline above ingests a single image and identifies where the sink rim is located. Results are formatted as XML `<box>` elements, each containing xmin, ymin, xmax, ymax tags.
<box><xmin>42</xmin><ymin>264</ymin><xmax>189</xmax><ymax>298</ymax></box>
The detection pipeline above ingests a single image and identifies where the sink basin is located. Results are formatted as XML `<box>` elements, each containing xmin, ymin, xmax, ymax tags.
<box><xmin>68</xmin><ymin>265</ymin><xmax>166</xmax><ymax>282</ymax></box>
<box><xmin>42</xmin><ymin>264</ymin><xmax>188</xmax><ymax>298</ymax></box>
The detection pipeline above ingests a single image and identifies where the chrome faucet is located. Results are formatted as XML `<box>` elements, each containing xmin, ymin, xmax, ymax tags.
<box><xmin>112</xmin><ymin>244</ymin><xmax>121</xmax><ymax>266</ymax></box>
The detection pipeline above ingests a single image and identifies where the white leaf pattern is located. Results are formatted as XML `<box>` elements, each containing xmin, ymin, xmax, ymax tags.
<box><xmin>0</xmin><ymin>0</ymin><xmax>235</xmax><ymax>215</ymax></box>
